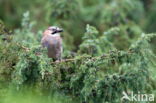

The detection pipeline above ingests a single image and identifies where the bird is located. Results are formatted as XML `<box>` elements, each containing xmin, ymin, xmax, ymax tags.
<box><xmin>41</xmin><ymin>26</ymin><xmax>63</xmax><ymax>61</ymax></box>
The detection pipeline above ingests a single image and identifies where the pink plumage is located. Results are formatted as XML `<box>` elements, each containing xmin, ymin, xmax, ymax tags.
<box><xmin>41</xmin><ymin>26</ymin><xmax>63</xmax><ymax>61</ymax></box>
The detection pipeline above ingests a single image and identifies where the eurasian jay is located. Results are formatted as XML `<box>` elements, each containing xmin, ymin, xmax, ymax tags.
<box><xmin>41</xmin><ymin>26</ymin><xmax>63</xmax><ymax>61</ymax></box>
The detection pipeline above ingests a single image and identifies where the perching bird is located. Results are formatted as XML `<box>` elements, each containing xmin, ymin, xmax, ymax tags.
<box><xmin>41</xmin><ymin>26</ymin><xmax>63</xmax><ymax>61</ymax></box>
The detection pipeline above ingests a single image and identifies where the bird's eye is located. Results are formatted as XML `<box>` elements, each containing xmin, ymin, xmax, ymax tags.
<box><xmin>52</xmin><ymin>28</ymin><xmax>56</xmax><ymax>31</ymax></box>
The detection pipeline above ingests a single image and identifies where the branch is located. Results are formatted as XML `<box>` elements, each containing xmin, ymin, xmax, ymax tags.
<box><xmin>51</xmin><ymin>54</ymin><xmax>110</xmax><ymax>64</ymax></box>
<box><xmin>16</xmin><ymin>43</ymin><xmax>135</xmax><ymax>65</ymax></box>
<box><xmin>16</xmin><ymin>43</ymin><xmax>30</xmax><ymax>52</ymax></box>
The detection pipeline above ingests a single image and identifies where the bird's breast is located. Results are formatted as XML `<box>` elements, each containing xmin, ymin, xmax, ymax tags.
<box><xmin>42</xmin><ymin>35</ymin><xmax>62</xmax><ymax>48</ymax></box>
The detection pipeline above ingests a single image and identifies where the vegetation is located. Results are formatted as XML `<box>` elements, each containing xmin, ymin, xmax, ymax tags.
<box><xmin>0</xmin><ymin>0</ymin><xmax>156</xmax><ymax>103</ymax></box>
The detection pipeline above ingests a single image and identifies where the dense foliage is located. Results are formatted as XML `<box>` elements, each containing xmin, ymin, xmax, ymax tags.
<box><xmin>0</xmin><ymin>0</ymin><xmax>156</xmax><ymax>103</ymax></box>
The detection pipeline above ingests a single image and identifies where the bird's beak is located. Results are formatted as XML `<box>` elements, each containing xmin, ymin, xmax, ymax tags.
<box><xmin>57</xmin><ymin>29</ymin><xmax>63</xmax><ymax>33</ymax></box>
<box><xmin>51</xmin><ymin>28</ymin><xmax>64</xmax><ymax>34</ymax></box>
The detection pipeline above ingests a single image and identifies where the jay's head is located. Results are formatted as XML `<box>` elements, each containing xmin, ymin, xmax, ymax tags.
<box><xmin>47</xmin><ymin>26</ymin><xmax>63</xmax><ymax>35</ymax></box>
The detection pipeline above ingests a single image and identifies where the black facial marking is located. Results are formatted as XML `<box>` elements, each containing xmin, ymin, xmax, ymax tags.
<box><xmin>52</xmin><ymin>30</ymin><xmax>57</xmax><ymax>34</ymax></box>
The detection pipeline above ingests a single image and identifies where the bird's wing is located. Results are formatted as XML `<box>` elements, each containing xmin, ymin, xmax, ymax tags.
<box><xmin>41</xmin><ymin>36</ymin><xmax>50</xmax><ymax>48</ymax></box>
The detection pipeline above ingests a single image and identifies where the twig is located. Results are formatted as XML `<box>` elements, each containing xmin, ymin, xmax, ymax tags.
<box><xmin>51</xmin><ymin>54</ymin><xmax>110</xmax><ymax>64</ymax></box>
<box><xmin>51</xmin><ymin>56</ymin><xmax>90</xmax><ymax>64</ymax></box>
<box><xmin>16</xmin><ymin>43</ymin><xmax>30</xmax><ymax>51</ymax></box>
<box><xmin>16</xmin><ymin>43</ymin><xmax>135</xmax><ymax>64</ymax></box>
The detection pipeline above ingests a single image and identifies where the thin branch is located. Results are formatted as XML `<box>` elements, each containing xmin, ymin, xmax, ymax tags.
<box><xmin>16</xmin><ymin>43</ymin><xmax>135</xmax><ymax>64</ymax></box>
<box><xmin>16</xmin><ymin>43</ymin><xmax>30</xmax><ymax>51</ymax></box>
<box><xmin>51</xmin><ymin>54</ymin><xmax>110</xmax><ymax>64</ymax></box>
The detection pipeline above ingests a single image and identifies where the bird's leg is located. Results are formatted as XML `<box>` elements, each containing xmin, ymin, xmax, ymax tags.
<box><xmin>57</xmin><ymin>56</ymin><xmax>62</xmax><ymax>62</ymax></box>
